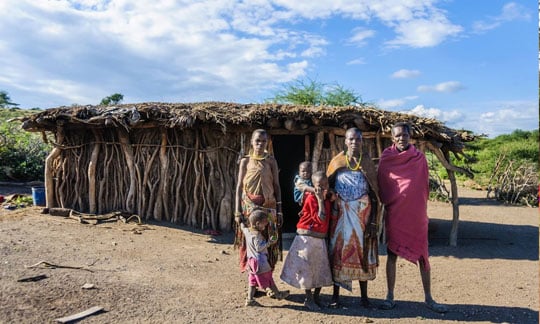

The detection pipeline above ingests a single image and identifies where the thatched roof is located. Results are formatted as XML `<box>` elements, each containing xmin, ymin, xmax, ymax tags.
<box><xmin>20</xmin><ymin>102</ymin><xmax>476</xmax><ymax>155</ymax></box>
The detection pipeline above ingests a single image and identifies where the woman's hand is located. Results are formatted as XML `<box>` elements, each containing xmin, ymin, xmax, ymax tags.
<box><xmin>276</xmin><ymin>212</ymin><xmax>283</xmax><ymax>228</ymax></box>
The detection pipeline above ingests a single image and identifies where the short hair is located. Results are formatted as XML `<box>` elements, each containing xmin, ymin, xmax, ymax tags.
<box><xmin>346</xmin><ymin>127</ymin><xmax>362</xmax><ymax>138</ymax></box>
<box><xmin>311</xmin><ymin>170</ymin><xmax>327</xmax><ymax>183</ymax></box>
<box><xmin>251</xmin><ymin>129</ymin><xmax>267</xmax><ymax>140</ymax></box>
<box><xmin>391</xmin><ymin>122</ymin><xmax>411</xmax><ymax>135</ymax></box>
<box><xmin>249</xmin><ymin>209</ymin><xmax>268</xmax><ymax>224</ymax></box>
<box><xmin>299</xmin><ymin>161</ymin><xmax>312</xmax><ymax>170</ymax></box>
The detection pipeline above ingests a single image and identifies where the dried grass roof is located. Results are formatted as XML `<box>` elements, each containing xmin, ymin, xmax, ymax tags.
<box><xmin>20</xmin><ymin>102</ymin><xmax>477</xmax><ymax>154</ymax></box>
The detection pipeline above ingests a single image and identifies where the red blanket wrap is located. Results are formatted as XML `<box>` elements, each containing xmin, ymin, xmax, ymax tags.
<box><xmin>377</xmin><ymin>144</ymin><xmax>430</xmax><ymax>271</ymax></box>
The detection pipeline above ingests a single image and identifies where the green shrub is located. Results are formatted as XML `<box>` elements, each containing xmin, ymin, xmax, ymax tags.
<box><xmin>428</xmin><ymin>129</ymin><xmax>538</xmax><ymax>206</ymax></box>
<box><xmin>0</xmin><ymin>108</ymin><xmax>51</xmax><ymax>181</ymax></box>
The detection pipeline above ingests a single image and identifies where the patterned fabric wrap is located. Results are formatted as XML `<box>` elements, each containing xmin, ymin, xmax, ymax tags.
<box><xmin>334</xmin><ymin>169</ymin><xmax>370</xmax><ymax>201</ymax></box>
<box><xmin>328</xmin><ymin>169</ymin><xmax>378</xmax><ymax>291</ymax></box>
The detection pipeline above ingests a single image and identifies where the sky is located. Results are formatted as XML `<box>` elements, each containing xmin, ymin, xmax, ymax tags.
<box><xmin>0</xmin><ymin>0</ymin><xmax>537</xmax><ymax>137</ymax></box>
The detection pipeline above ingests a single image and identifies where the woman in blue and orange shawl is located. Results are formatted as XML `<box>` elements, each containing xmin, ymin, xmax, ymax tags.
<box><xmin>326</xmin><ymin>127</ymin><xmax>381</xmax><ymax>308</ymax></box>
<box><xmin>234</xmin><ymin>129</ymin><xmax>283</xmax><ymax>273</ymax></box>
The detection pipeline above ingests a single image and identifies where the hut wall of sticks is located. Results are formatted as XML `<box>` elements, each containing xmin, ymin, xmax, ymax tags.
<box><xmin>20</xmin><ymin>102</ymin><xmax>475</xmax><ymax>246</ymax></box>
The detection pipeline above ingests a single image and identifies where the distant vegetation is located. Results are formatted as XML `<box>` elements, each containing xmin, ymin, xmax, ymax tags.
<box><xmin>429</xmin><ymin>129</ymin><xmax>538</xmax><ymax>206</ymax></box>
<box><xmin>267</xmin><ymin>78</ymin><xmax>363</xmax><ymax>106</ymax></box>
<box><xmin>100</xmin><ymin>93</ymin><xmax>124</xmax><ymax>106</ymax></box>
<box><xmin>0</xmin><ymin>107</ymin><xmax>50</xmax><ymax>181</ymax></box>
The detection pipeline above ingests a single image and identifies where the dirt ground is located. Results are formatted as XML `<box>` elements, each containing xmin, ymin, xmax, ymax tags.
<box><xmin>0</xmin><ymin>184</ymin><xmax>537</xmax><ymax>324</ymax></box>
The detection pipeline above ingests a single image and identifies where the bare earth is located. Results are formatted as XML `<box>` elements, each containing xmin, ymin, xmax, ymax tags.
<box><xmin>0</xmin><ymin>185</ymin><xmax>537</xmax><ymax>324</ymax></box>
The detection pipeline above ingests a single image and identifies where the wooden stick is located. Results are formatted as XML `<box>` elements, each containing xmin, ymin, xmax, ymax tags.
<box><xmin>55</xmin><ymin>306</ymin><xmax>104</xmax><ymax>323</ymax></box>
<box><xmin>25</xmin><ymin>261</ymin><xmax>94</xmax><ymax>272</ymax></box>
<box><xmin>304</xmin><ymin>135</ymin><xmax>310</xmax><ymax>161</ymax></box>
<box><xmin>17</xmin><ymin>274</ymin><xmax>48</xmax><ymax>282</ymax></box>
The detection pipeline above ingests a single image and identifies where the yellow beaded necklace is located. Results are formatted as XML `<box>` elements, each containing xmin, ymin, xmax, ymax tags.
<box><xmin>345</xmin><ymin>152</ymin><xmax>362</xmax><ymax>171</ymax></box>
<box><xmin>249</xmin><ymin>151</ymin><xmax>269</xmax><ymax>161</ymax></box>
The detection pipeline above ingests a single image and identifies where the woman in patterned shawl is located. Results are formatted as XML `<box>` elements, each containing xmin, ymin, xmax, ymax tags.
<box><xmin>326</xmin><ymin>127</ymin><xmax>381</xmax><ymax>308</ymax></box>
<box><xmin>234</xmin><ymin>129</ymin><xmax>283</xmax><ymax>272</ymax></box>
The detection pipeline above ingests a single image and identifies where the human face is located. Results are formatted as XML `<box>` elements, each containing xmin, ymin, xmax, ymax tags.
<box><xmin>251</xmin><ymin>132</ymin><xmax>268</xmax><ymax>155</ymax></box>
<box><xmin>255</xmin><ymin>218</ymin><xmax>269</xmax><ymax>231</ymax></box>
<box><xmin>313</xmin><ymin>177</ymin><xmax>329</xmax><ymax>191</ymax></box>
<box><xmin>391</xmin><ymin>126</ymin><xmax>410</xmax><ymax>152</ymax></box>
<box><xmin>345</xmin><ymin>129</ymin><xmax>362</xmax><ymax>156</ymax></box>
<box><xmin>299</xmin><ymin>163</ymin><xmax>312</xmax><ymax>180</ymax></box>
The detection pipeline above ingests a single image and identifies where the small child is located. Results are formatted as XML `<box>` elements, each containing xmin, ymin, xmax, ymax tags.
<box><xmin>241</xmin><ymin>209</ymin><xmax>290</xmax><ymax>306</ymax></box>
<box><xmin>280</xmin><ymin>171</ymin><xmax>334</xmax><ymax>311</ymax></box>
<box><xmin>293</xmin><ymin>161</ymin><xmax>315</xmax><ymax>205</ymax></box>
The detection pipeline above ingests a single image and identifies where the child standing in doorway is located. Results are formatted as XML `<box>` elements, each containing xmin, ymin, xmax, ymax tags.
<box><xmin>281</xmin><ymin>171</ymin><xmax>335</xmax><ymax>310</ymax></box>
<box><xmin>241</xmin><ymin>209</ymin><xmax>290</xmax><ymax>306</ymax></box>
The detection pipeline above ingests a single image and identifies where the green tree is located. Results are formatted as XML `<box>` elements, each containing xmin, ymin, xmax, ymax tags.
<box><xmin>324</xmin><ymin>83</ymin><xmax>362</xmax><ymax>106</ymax></box>
<box><xmin>0</xmin><ymin>91</ymin><xmax>19</xmax><ymax>108</ymax></box>
<box><xmin>268</xmin><ymin>78</ymin><xmax>362</xmax><ymax>106</ymax></box>
<box><xmin>100</xmin><ymin>93</ymin><xmax>124</xmax><ymax>106</ymax></box>
<box><xmin>0</xmin><ymin>107</ymin><xmax>49</xmax><ymax>181</ymax></box>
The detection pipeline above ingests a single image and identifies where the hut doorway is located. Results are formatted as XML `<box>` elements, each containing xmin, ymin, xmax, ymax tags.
<box><xmin>272</xmin><ymin>134</ymin><xmax>306</xmax><ymax>233</ymax></box>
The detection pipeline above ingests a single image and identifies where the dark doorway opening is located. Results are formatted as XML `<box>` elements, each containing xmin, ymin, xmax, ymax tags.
<box><xmin>271</xmin><ymin>135</ymin><xmax>307</xmax><ymax>233</ymax></box>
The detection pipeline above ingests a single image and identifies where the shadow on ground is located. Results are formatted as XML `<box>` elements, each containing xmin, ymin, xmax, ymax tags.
<box><xmin>274</xmin><ymin>293</ymin><xmax>538</xmax><ymax>324</ymax></box>
<box><xmin>426</xmin><ymin>219</ymin><xmax>538</xmax><ymax>261</ymax></box>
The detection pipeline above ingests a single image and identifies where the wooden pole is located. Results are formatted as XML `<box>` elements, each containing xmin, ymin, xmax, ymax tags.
<box><xmin>118</xmin><ymin>129</ymin><xmax>136</xmax><ymax>212</ymax></box>
<box><xmin>87</xmin><ymin>130</ymin><xmax>101</xmax><ymax>214</ymax></box>
<box><xmin>328</xmin><ymin>133</ymin><xmax>337</xmax><ymax>157</ymax></box>
<box><xmin>45</xmin><ymin>126</ymin><xmax>64</xmax><ymax>209</ymax></box>
<box><xmin>446</xmin><ymin>152</ymin><xmax>460</xmax><ymax>247</ymax></box>
<box><xmin>304</xmin><ymin>135</ymin><xmax>310</xmax><ymax>161</ymax></box>
<box><xmin>311</xmin><ymin>131</ymin><xmax>324</xmax><ymax>172</ymax></box>
<box><xmin>154</xmin><ymin>128</ymin><xmax>169</xmax><ymax>221</ymax></box>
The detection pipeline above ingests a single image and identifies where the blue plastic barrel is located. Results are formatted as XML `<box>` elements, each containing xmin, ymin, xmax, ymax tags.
<box><xmin>31</xmin><ymin>187</ymin><xmax>46</xmax><ymax>206</ymax></box>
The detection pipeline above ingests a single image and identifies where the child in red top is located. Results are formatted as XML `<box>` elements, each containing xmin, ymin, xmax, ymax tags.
<box><xmin>280</xmin><ymin>171</ymin><xmax>335</xmax><ymax>310</ymax></box>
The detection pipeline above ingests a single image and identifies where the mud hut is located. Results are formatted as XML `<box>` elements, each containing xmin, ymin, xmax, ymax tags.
<box><xmin>20</xmin><ymin>102</ymin><xmax>475</xmax><ymax>246</ymax></box>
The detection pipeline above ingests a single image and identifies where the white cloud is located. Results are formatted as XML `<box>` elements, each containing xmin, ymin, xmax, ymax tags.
<box><xmin>348</xmin><ymin>27</ymin><xmax>375</xmax><ymax>46</ymax></box>
<box><xmin>404</xmin><ymin>104</ymin><xmax>464</xmax><ymax>124</ymax></box>
<box><xmin>473</xmin><ymin>101</ymin><xmax>538</xmax><ymax>136</ymax></box>
<box><xmin>385</xmin><ymin>12</ymin><xmax>463</xmax><ymax>48</ymax></box>
<box><xmin>0</xmin><ymin>0</ymin><xmax>488</xmax><ymax>109</ymax></box>
<box><xmin>378</xmin><ymin>98</ymin><xmax>406</xmax><ymax>109</ymax></box>
<box><xmin>377</xmin><ymin>95</ymin><xmax>417</xmax><ymax>109</ymax></box>
<box><xmin>0</xmin><ymin>0</ymin><xmax>324</xmax><ymax>107</ymax></box>
<box><xmin>261</xmin><ymin>1</ymin><xmax>463</xmax><ymax>48</ymax></box>
<box><xmin>417</xmin><ymin>81</ymin><xmax>465</xmax><ymax>93</ymax></box>
<box><xmin>346</xmin><ymin>58</ymin><xmax>366</xmax><ymax>65</ymax></box>
<box><xmin>472</xmin><ymin>2</ymin><xmax>531</xmax><ymax>33</ymax></box>
<box><xmin>391</xmin><ymin>69</ymin><xmax>421</xmax><ymax>79</ymax></box>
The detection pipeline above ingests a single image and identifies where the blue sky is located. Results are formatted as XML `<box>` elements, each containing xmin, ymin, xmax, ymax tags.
<box><xmin>0</xmin><ymin>0</ymin><xmax>537</xmax><ymax>137</ymax></box>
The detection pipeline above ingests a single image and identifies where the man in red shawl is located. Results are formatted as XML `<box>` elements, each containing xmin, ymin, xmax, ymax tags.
<box><xmin>377</xmin><ymin>122</ymin><xmax>448</xmax><ymax>313</ymax></box>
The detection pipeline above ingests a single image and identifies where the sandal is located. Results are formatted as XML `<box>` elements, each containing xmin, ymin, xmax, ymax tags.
<box><xmin>267</xmin><ymin>289</ymin><xmax>290</xmax><ymax>300</ymax></box>
<box><xmin>379</xmin><ymin>299</ymin><xmax>396</xmax><ymax>310</ymax></box>
<box><xmin>425</xmin><ymin>300</ymin><xmax>448</xmax><ymax>313</ymax></box>
<box><xmin>327</xmin><ymin>301</ymin><xmax>343</xmax><ymax>309</ymax></box>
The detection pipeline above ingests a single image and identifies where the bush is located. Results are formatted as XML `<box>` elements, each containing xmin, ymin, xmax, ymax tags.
<box><xmin>0</xmin><ymin>108</ymin><xmax>51</xmax><ymax>181</ymax></box>
<box><xmin>428</xmin><ymin>129</ymin><xmax>538</xmax><ymax>206</ymax></box>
